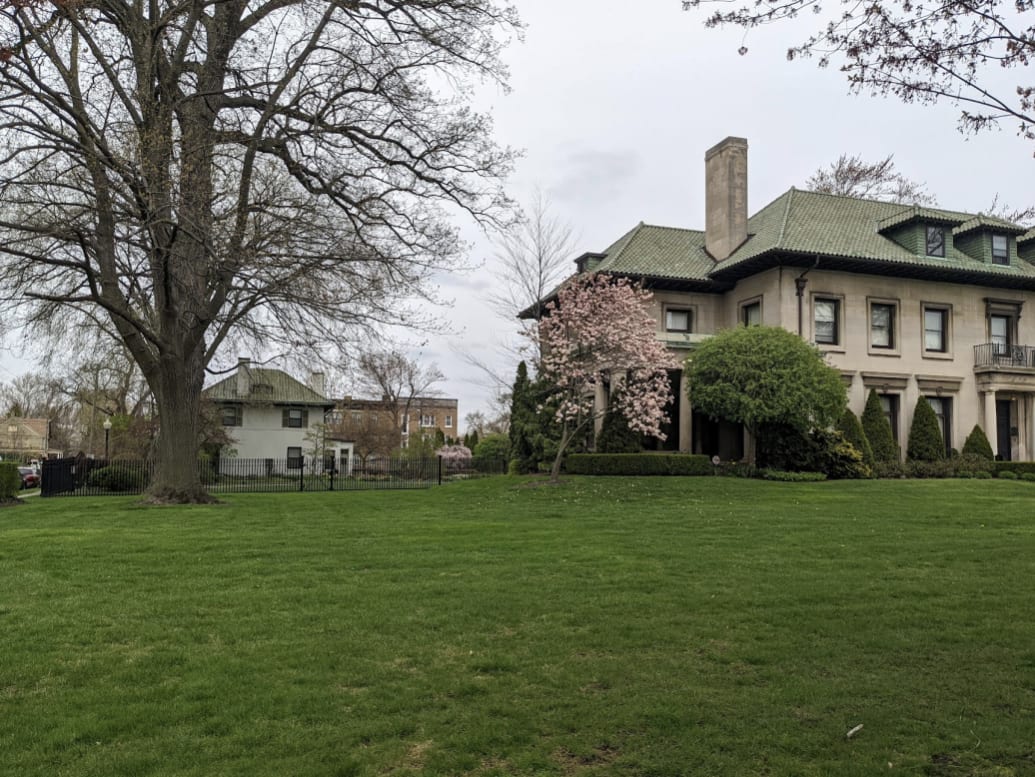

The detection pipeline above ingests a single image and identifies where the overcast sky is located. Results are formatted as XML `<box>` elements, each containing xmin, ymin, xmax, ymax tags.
<box><xmin>424</xmin><ymin>0</ymin><xmax>1035</xmax><ymax>430</ymax></box>
<box><xmin>2</xmin><ymin>0</ymin><xmax>1031</xmax><ymax>430</ymax></box>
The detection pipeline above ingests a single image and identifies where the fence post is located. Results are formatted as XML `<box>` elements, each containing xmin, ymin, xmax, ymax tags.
<box><xmin>437</xmin><ymin>455</ymin><xmax>442</xmax><ymax>486</ymax></box>
<box><xmin>329</xmin><ymin>464</ymin><xmax>334</xmax><ymax>492</ymax></box>
<box><xmin>299</xmin><ymin>456</ymin><xmax>305</xmax><ymax>492</ymax></box>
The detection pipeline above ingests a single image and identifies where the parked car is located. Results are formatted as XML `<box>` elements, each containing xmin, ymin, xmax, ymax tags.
<box><xmin>18</xmin><ymin>467</ymin><xmax>40</xmax><ymax>489</ymax></box>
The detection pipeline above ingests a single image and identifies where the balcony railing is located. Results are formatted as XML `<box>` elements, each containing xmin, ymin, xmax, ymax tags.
<box><xmin>974</xmin><ymin>343</ymin><xmax>1035</xmax><ymax>369</ymax></box>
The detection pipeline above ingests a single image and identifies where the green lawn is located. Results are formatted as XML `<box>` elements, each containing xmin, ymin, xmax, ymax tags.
<box><xmin>2</xmin><ymin>477</ymin><xmax>1034</xmax><ymax>776</ymax></box>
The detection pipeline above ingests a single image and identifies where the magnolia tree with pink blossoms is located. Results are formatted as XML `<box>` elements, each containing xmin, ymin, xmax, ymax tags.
<box><xmin>538</xmin><ymin>274</ymin><xmax>676</xmax><ymax>480</ymax></box>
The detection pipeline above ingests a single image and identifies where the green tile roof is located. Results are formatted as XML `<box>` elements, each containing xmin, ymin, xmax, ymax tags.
<box><xmin>953</xmin><ymin>215</ymin><xmax>1029</xmax><ymax>236</ymax></box>
<box><xmin>585</xmin><ymin>188</ymin><xmax>1035</xmax><ymax>287</ymax></box>
<box><xmin>205</xmin><ymin>367</ymin><xmax>333</xmax><ymax>406</ymax></box>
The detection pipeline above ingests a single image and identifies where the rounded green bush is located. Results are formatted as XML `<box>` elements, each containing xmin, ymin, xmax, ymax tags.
<box><xmin>86</xmin><ymin>464</ymin><xmax>146</xmax><ymax>492</ymax></box>
<box><xmin>998</xmin><ymin>470</ymin><xmax>1018</xmax><ymax>480</ymax></box>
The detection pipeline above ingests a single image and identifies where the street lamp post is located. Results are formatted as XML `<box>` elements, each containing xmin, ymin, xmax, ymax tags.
<box><xmin>103</xmin><ymin>418</ymin><xmax>112</xmax><ymax>460</ymax></box>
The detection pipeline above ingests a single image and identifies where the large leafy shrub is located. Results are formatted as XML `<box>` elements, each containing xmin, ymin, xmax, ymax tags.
<box><xmin>474</xmin><ymin>433</ymin><xmax>510</xmax><ymax>462</ymax></box>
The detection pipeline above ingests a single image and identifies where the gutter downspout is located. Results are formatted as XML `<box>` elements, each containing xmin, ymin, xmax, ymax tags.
<box><xmin>795</xmin><ymin>257</ymin><xmax>820</xmax><ymax>337</ymax></box>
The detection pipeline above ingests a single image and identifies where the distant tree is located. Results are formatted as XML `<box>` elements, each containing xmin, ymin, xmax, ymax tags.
<box><xmin>686</xmin><ymin>326</ymin><xmax>846</xmax><ymax>461</ymax></box>
<box><xmin>468</xmin><ymin>429</ymin><xmax>480</xmax><ymax>450</ymax></box>
<box><xmin>683</xmin><ymin>0</ymin><xmax>1035</xmax><ymax>146</ymax></box>
<box><xmin>538</xmin><ymin>274</ymin><xmax>675</xmax><ymax>481</ymax></box>
<box><xmin>907</xmin><ymin>399</ymin><xmax>945</xmax><ymax>462</ymax></box>
<box><xmin>861</xmin><ymin>390</ymin><xmax>900</xmax><ymax>463</ymax></box>
<box><xmin>962</xmin><ymin>424</ymin><xmax>995</xmax><ymax>460</ymax></box>
<box><xmin>806</xmin><ymin>155</ymin><xmax>936</xmax><ymax>205</ymax></box>
<box><xmin>353</xmin><ymin>350</ymin><xmax>443</xmax><ymax>448</ymax></box>
<box><xmin>836</xmin><ymin>407</ymin><xmax>874</xmax><ymax>469</ymax></box>
<box><xmin>433</xmin><ymin>428</ymin><xmax>446</xmax><ymax>448</ymax></box>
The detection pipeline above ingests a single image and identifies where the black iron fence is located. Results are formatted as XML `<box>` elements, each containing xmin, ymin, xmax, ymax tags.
<box><xmin>41</xmin><ymin>455</ymin><xmax>507</xmax><ymax>498</ymax></box>
<box><xmin>974</xmin><ymin>342</ymin><xmax>1035</xmax><ymax>369</ymax></box>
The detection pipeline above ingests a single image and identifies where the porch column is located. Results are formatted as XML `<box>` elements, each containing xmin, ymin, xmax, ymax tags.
<box><xmin>983</xmin><ymin>389</ymin><xmax>998</xmax><ymax>458</ymax></box>
<box><xmin>1021</xmin><ymin>395</ymin><xmax>1032</xmax><ymax>462</ymax></box>
<box><xmin>679</xmin><ymin>372</ymin><xmax>692</xmax><ymax>453</ymax></box>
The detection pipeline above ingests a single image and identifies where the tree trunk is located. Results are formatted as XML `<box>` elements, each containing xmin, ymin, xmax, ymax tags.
<box><xmin>144</xmin><ymin>351</ymin><xmax>215</xmax><ymax>504</ymax></box>
<box><xmin>550</xmin><ymin>424</ymin><xmax>572</xmax><ymax>483</ymax></box>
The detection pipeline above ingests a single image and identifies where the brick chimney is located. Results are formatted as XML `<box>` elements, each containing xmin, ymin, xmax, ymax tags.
<box><xmin>236</xmin><ymin>357</ymin><xmax>251</xmax><ymax>397</ymax></box>
<box><xmin>705</xmin><ymin>137</ymin><xmax>748</xmax><ymax>261</ymax></box>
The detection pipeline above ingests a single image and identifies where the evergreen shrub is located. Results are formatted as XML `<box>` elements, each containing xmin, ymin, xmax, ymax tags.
<box><xmin>0</xmin><ymin>463</ymin><xmax>20</xmax><ymax>498</ymax></box>
<box><xmin>861</xmin><ymin>389</ymin><xmax>899</xmax><ymax>463</ymax></box>
<box><xmin>906</xmin><ymin>399</ymin><xmax>945</xmax><ymax>462</ymax></box>
<box><xmin>961</xmin><ymin>425</ymin><xmax>994</xmax><ymax>460</ymax></box>
<box><xmin>836</xmin><ymin>408</ymin><xmax>874</xmax><ymax>467</ymax></box>
<box><xmin>998</xmin><ymin>470</ymin><xmax>1018</xmax><ymax>480</ymax></box>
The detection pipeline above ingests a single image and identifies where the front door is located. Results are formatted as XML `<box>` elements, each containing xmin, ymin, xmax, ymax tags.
<box><xmin>996</xmin><ymin>398</ymin><xmax>1012</xmax><ymax>461</ymax></box>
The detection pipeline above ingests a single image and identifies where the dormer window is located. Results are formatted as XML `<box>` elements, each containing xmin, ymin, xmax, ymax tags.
<box><xmin>925</xmin><ymin>226</ymin><xmax>946</xmax><ymax>258</ymax></box>
<box><xmin>992</xmin><ymin>234</ymin><xmax>1009</xmax><ymax>265</ymax></box>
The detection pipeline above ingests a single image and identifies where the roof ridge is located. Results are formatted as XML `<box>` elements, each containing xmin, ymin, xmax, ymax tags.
<box><xmin>636</xmin><ymin>223</ymin><xmax>703</xmax><ymax>234</ymax></box>
<box><xmin>776</xmin><ymin>187</ymin><xmax>795</xmax><ymax>248</ymax></box>
<box><xmin>607</xmin><ymin>222</ymin><xmax>645</xmax><ymax>264</ymax></box>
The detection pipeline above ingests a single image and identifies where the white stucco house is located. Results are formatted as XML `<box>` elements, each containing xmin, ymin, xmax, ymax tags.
<box><xmin>204</xmin><ymin>358</ymin><xmax>353</xmax><ymax>474</ymax></box>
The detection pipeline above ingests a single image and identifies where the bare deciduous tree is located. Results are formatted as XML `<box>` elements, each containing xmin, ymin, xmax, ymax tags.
<box><xmin>683</xmin><ymin>0</ymin><xmax>1035</xmax><ymax>146</ymax></box>
<box><xmin>0</xmin><ymin>1</ymin><xmax>518</xmax><ymax>502</ymax></box>
<box><xmin>352</xmin><ymin>350</ymin><xmax>444</xmax><ymax>447</ymax></box>
<box><xmin>806</xmin><ymin>154</ymin><xmax>937</xmax><ymax>205</ymax></box>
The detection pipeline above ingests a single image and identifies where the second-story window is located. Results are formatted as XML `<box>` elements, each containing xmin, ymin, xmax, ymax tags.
<box><xmin>283</xmin><ymin>408</ymin><xmax>308</xmax><ymax>428</ymax></box>
<box><xmin>992</xmin><ymin>234</ymin><xmax>1009</xmax><ymax>265</ymax></box>
<box><xmin>665</xmin><ymin>308</ymin><xmax>692</xmax><ymax>333</ymax></box>
<box><xmin>814</xmin><ymin>298</ymin><xmax>840</xmax><ymax>345</ymax></box>
<box><xmin>990</xmin><ymin>314</ymin><xmax>1011</xmax><ymax>355</ymax></box>
<box><xmin>923</xmin><ymin>307</ymin><xmax>949</xmax><ymax>353</ymax></box>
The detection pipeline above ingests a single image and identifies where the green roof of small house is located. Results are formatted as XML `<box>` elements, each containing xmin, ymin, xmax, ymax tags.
<box><xmin>204</xmin><ymin>367</ymin><xmax>333</xmax><ymax>406</ymax></box>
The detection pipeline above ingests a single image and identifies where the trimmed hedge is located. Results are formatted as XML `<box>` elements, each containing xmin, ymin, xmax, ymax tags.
<box><xmin>961</xmin><ymin>424</ymin><xmax>994</xmax><ymax>460</ymax></box>
<box><xmin>994</xmin><ymin>461</ymin><xmax>1035</xmax><ymax>477</ymax></box>
<box><xmin>565</xmin><ymin>454</ymin><xmax>713</xmax><ymax>476</ymax></box>
<box><xmin>760</xmin><ymin>469</ymin><xmax>827</xmax><ymax>482</ymax></box>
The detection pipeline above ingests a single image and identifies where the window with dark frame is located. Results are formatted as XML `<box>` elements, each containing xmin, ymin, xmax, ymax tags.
<box><xmin>742</xmin><ymin>301</ymin><xmax>761</xmax><ymax>326</ymax></box>
<box><xmin>282</xmin><ymin>408</ymin><xmax>307</xmax><ymax>428</ymax></box>
<box><xmin>814</xmin><ymin>298</ymin><xmax>839</xmax><ymax>345</ymax></box>
<box><xmin>220</xmin><ymin>405</ymin><xmax>242</xmax><ymax>427</ymax></box>
<box><xmin>665</xmin><ymin>308</ymin><xmax>692</xmax><ymax>333</ymax></box>
<box><xmin>287</xmin><ymin>446</ymin><xmax>303</xmax><ymax>469</ymax></box>
<box><xmin>923</xmin><ymin>307</ymin><xmax>949</xmax><ymax>352</ymax></box>
<box><xmin>878</xmin><ymin>394</ymin><xmax>900</xmax><ymax>443</ymax></box>
<box><xmin>925</xmin><ymin>225</ymin><xmax>946</xmax><ymax>257</ymax></box>
<box><xmin>990</xmin><ymin>314</ymin><xmax>1011</xmax><ymax>355</ymax></box>
<box><xmin>992</xmin><ymin>234</ymin><xmax>1009</xmax><ymax>265</ymax></box>
<box><xmin>870</xmin><ymin>302</ymin><xmax>895</xmax><ymax>349</ymax></box>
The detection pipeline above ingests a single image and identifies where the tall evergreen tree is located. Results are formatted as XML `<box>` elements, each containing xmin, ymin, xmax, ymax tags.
<box><xmin>861</xmin><ymin>389</ymin><xmax>899</xmax><ymax>463</ymax></box>
<box><xmin>508</xmin><ymin>361</ymin><xmax>538</xmax><ymax>473</ymax></box>
<box><xmin>907</xmin><ymin>398</ymin><xmax>946</xmax><ymax>462</ymax></box>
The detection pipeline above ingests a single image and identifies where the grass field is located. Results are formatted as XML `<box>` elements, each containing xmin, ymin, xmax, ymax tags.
<box><xmin>2</xmin><ymin>477</ymin><xmax>1034</xmax><ymax>776</ymax></box>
